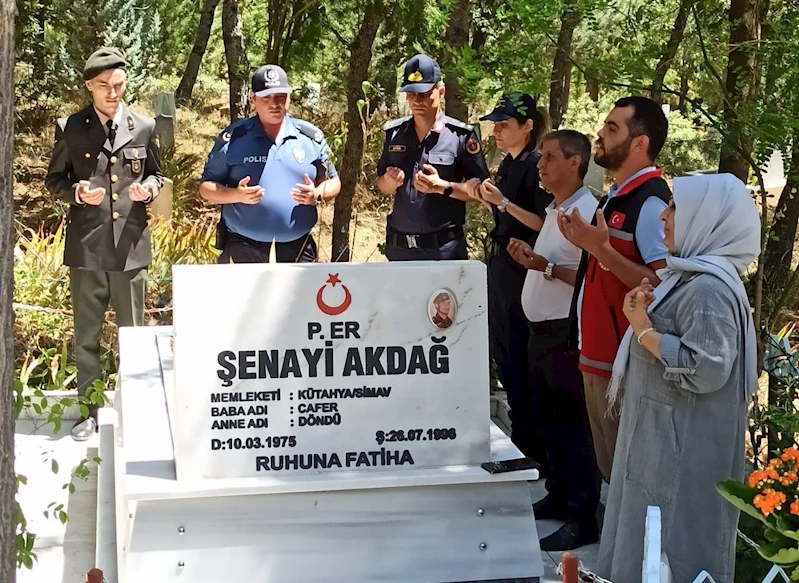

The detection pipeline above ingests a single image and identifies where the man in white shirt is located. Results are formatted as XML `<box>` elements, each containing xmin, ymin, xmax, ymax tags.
<box><xmin>507</xmin><ymin>130</ymin><xmax>600</xmax><ymax>552</ymax></box>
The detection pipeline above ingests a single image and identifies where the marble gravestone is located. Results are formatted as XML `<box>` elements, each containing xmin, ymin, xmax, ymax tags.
<box><xmin>99</xmin><ymin>261</ymin><xmax>545</xmax><ymax>583</ymax></box>
<box><xmin>171</xmin><ymin>262</ymin><xmax>490</xmax><ymax>480</ymax></box>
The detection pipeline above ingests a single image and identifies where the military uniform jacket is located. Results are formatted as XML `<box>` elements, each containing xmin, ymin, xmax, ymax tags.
<box><xmin>46</xmin><ymin>104</ymin><xmax>164</xmax><ymax>272</ymax></box>
<box><xmin>377</xmin><ymin>114</ymin><xmax>490</xmax><ymax>234</ymax></box>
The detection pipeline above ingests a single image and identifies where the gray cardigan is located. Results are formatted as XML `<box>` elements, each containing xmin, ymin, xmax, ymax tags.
<box><xmin>598</xmin><ymin>273</ymin><xmax>747</xmax><ymax>583</ymax></box>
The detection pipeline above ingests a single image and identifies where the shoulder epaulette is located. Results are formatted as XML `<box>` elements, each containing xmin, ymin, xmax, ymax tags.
<box><xmin>383</xmin><ymin>116</ymin><xmax>411</xmax><ymax>131</ymax></box>
<box><xmin>292</xmin><ymin>118</ymin><xmax>325</xmax><ymax>143</ymax></box>
<box><xmin>443</xmin><ymin>116</ymin><xmax>473</xmax><ymax>132</ymax></box>
<box><xmin>219</xmin><ymin>117</ymin><xmax>251</xmax><ymax>143</ymax></box>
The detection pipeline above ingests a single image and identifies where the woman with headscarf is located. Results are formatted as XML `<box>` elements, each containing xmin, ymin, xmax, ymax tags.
<box><xmin>597</xmin><ymin>173</ymin><xmax>761</xmax><ymax>583</ymax></box>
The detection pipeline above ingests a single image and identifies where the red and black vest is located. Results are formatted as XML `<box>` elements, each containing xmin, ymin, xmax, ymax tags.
<box><xmin>569</xmin><ymin>169</ymin><xmax>671</xmax><ymax>377</ymax></box>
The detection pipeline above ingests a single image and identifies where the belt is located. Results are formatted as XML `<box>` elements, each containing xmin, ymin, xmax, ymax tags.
<box><xmin>387</xmin><ymin>226</ymin><xmax>464</xmax><ymax>250</ymax></box>
<box><xmin>226</xmin><ymin>230</ymin><xmax>271</xmax><ymax>246</ymax></box>
<box><xmin>527</xmin><ymin>317</ymin><xmax>570</xmax><ymax>335</ymax></box>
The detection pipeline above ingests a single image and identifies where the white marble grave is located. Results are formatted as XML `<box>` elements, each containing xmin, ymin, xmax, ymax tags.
<box><xmin>100</xmin><ymin>262</ymin><xmax>545</xmax><ymax>582</ymax></box>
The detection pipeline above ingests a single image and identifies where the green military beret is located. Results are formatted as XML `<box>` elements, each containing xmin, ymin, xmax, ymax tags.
<box><xmin>83</xmin><ymin>47</ymin><xmax>127</xmax><ymax>81</ymax></box>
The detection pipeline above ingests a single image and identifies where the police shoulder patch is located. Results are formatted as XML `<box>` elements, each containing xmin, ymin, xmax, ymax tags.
<box><xmin>383</xmin><ymin>116</ymin><xmax>412</xmax><ymax>131</ymax></box>
<box><xmin>221</xmin><ymin>118</ymin><xmax>249</xmax><ymax>143</ymax></box>
<box><xmin>293</xmin><ymin>118</ymin><xmax>325</xmax><ymax>143</ymax></box>
<box><xmin>466</xmin><ymin>138</ymin><xmax>481</xmax><ymax>155</ymax></box>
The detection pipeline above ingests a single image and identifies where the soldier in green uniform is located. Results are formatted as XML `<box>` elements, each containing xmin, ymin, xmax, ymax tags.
<box><xmin>46</xmin><ymin>48</ymin><xmax>164</xmax><ymax>441</ymax></box>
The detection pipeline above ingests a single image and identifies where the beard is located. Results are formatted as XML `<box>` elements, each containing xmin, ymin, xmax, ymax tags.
<box><xmin>595</xmin><ymin>136</ymin><xmax>633</xmax><ymax>170</ymax></box>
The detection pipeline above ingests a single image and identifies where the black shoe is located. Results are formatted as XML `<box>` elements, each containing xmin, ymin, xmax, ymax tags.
<box><xmin>533</xmin><ymin>495</ymin><xmax>569</xmax><ymax>521</ymax></box>
<box><xmin>539</xmin><ymin>521</ymin><xmax>599</xmax><ymax>552</ymax></box>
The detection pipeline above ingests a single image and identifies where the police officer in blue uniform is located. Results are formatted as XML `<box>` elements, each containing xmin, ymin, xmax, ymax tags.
<box><xmin>200</xmin><ymin>65</ymin><xmax>341</xmax><ymax>263</ymax></box>
<box><xmin>376</xmin><ymin>54</ymin><xmax>490</xmax><ymax>261</ymax></box>
<box><xmin>474</xmin><ymin>93</ymin><xmax>553</xmax><ymax>471</ymax></box>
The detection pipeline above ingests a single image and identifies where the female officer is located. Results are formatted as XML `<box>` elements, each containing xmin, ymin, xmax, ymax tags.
<box><xmin>475</xmin><ymin>93</ymin><xmax>552</xmax><ymax>470</ymax></box>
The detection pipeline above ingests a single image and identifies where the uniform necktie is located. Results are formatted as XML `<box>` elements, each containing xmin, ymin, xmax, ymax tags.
<box><xmin>106</xmin><ymin>120</ymin><xmax>117</xmax><ymax>150</ymax></box>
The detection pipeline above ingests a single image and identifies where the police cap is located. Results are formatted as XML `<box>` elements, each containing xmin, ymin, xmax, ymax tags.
<box><xmin>400</xmin><ymin>54</ymin><xmax>441</xmax><ymax>93</ymax></box>
<box><xmin>252</xmin><ymin>64</ymin><xmax>292</xmax><ymax>97</ymax></box>
<box><xmin>480</xmin><ymin>92</ymin><xmax>537</xmax><ymax>123</ymax></box>
<box><xmin>83</xmin><ymin>47</ymin><xmax>127</xmax><ymax>81</ymax></box>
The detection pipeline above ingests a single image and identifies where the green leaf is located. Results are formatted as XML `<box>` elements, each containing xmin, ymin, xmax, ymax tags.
<box><xmin>776</xmin><ymin>516</ymin><xmax>799</xmax><ymax>541</ymax></box>
<box><xmin>758</xmin><ymin>542</ymin><xmax>799</xmax><ymax>565</ymax></box>
<box><xmin>79</xmin><ymin>405</ymin><xmax>89</xmax><ymax>419</ymax></box>
<box><xmin>93</xmin><ymin>457</ymin><xmax>102</xmax><ymax>465</ymax></box>
<box><xmin>716</xmin><ymin>480</ymin><xmax>772</xmax><ymax>526</ymax></box>
<box><xmin>51</xmin><ymin>459</ymin><xmax>58</xmax><ymax>474</ymax></box>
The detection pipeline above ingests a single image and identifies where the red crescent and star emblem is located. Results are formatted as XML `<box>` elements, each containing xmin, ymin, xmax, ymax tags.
<box><xmin>316</xmin><ymin>273</ymin><xmax>352</xmax><ymax>316</ymax></box>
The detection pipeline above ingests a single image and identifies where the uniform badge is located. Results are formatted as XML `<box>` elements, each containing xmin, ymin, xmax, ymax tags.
<box><xmin>609</xmin><ymin>211</ymin><xmax>626</xmax><ymax>229</ymax></box>
<box><xmin>293</xmin><ymin>146</ymin><xmax>306</xmax><ymax>164</ymax></box>
<box><xmin>132</xmin><ymin>159</ymin><xmax>142</xmax><ymax>174</ymax></box>
<box><xmin>222</xmin><ymin>132</ymin><xmax>231</xmax><ymax>142</ymax></box>
<box><xmin>466</xmin><ymin>138</ymin><xmax>481</xmax><ymax>155</ymax></box>
<box><xmin>389</xmin><ymin>145</ymin><xmax>406</xmax><ymax>153</ymax></box>
<box><xmin>408</xmin><ymin>71</ymin><xmax>423</xmax><ymax>82</ymax></box>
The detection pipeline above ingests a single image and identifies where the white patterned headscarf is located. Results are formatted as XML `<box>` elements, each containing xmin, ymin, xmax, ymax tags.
<box><xmin>609</xmin><ymin>173</ymin><xmax>761</xmax><ymax>404</ymax></box>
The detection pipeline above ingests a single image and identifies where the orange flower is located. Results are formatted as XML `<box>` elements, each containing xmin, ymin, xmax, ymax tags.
<box><xmin>782</xmin><ymin>448</ymin><xmax>799</xmax><ymax>463</ymax></box>
<box><xmin>770</xmin><ymin>458</ymin><xmax>784</xmax><ymax>469</ymax></box>
<box><xmin>781</xmin><ymin>472</ymin><xmax>799</xmax><ymax>486</ymax></box>
<box><xmin>754</xmin><ymin>489</ymin><xmax>787</xmax><ymax>517</ymax></box>
<box><xmin>767</xmin><ymin>468</ymin><xmax>781</xmax><ymax>480</ymax></box>
<box><xmin>750</xmin><ymin>470</ymin><xmax>772</xmax><ymax>488</ymax></box>
<box><xmin>790</xmin><ymin>501</ymin><xmax>799</xmax><ymax>516</ymax></box>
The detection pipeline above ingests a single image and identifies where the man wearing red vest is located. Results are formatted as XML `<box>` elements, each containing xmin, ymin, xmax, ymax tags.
<box><xmin>558</xmin><ymin>96</ymin><xmax>671</xmax><ymax>483</ymax></box>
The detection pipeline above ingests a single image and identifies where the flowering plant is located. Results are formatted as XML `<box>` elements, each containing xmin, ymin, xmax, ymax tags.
<box><xmin>718</xmin><ymin>448</ymin><xmax>799</xmax><ymax>579</ymax></box>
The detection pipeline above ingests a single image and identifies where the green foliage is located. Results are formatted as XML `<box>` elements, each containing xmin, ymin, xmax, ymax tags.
<box><xmin>658</xmin><ymin>109</ymin><xmax>722</xmax><ymax>176</ymax></box>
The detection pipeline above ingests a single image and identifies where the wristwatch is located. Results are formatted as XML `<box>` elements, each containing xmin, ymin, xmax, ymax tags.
<box><xmin>498</xmin><ymin>197</ymin><xmax>510</xmax><ymax>213</ymax></box>
<box><xmin>443</xmin><ymin>182</ymin><xmax>454</xmax><ymax>197</ymax></box>
<box><xmin>543</xmin><ymin>262</ymin><xmax>556</xmax><ymax>281</ymax></box>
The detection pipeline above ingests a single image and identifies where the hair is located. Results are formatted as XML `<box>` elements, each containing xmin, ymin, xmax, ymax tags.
<box><xmin>530</xmin><ymin>105</ymin><xmax>551</xmax><ymax>149</ymax></box>
<box><xmin>614</xmin><ymin>96</ymin><xmax>668</xmax><ymax>161</ymax></box>
<box><xmin>434</xmin><ymin>292</ymin><xmax>450</xmax><ymax>305</ymax></box>
<box><xmin>434</xmin><ymin>81</ymin><xmax>445</xmax><ymax>90</ymax></box>
<box><xmin>542</xmin><ymin>130</ymin><xmax>592</xmax><ymax>178</ymax></box>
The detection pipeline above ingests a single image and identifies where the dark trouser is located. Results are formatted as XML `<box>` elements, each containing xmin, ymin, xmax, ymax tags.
<box><xmin>219</xmin><ymin>232</ymin><xmax>318</xmax><ymax>264</ymax></box>
<box><xmin>488</xmin><ymin>250</ymin><xmax>549</xmax><ymax>472</ymax></box>
<box><xmin>384</xmin><ymin>227</ymin><xmax>467</xmax><ymax>261</ymax></box>
<box><xmin>528</xmin><ymin>318</ymin><xmax>600</xmax><ymax>527</ymax></box>
<box><xmin>70</xmin><ymin>267</ymin><xmax>147</xmax><ymax>416</ymax></box>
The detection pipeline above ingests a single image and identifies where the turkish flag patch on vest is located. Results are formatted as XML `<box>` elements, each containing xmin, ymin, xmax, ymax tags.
<box><xmin>608</xmin><ymin>211</ymin><xmax>626</xmax><ymax>229</ymax></box>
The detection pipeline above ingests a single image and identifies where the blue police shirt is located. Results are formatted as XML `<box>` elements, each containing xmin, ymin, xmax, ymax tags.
<box><xmin>377</xmin><ymin>114</ymin><xmax>490</xmax><ymax>234</ymax></box>
<box><xmin>201</xmin><ymin>115</ymin><xmax>337</xmax><ymax>243</ymax></box>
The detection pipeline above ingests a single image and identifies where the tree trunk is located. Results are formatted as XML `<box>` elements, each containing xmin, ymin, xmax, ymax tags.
<box><xmin>443</xmin><ymin>0</ymin><xmax>470</xmax><ymax>121</ymax></box>
<box><xmin>222</xmin><ymin>0</ymin><xmax>250</xmax><ymax>122</ymax></box>
<box><xmin>331</xmin><ymin>1</ymin><xmax>383</xmax><ymax>263</ymax></box>
<box><xmin>0</xmin><ymin>0</ymin><xmax>16</xmax><ymax>580</ymax></box>
<box><xmin>586</xmin><ymin>76</ymin><xmax>599</xmax><ymax>103</ymax></box>
<box><xmin>265</xmin><ymin>0</ymin><xmax>287</xmax><ymax>64</ymax></box>
<box><xmin>549</xmin><ymin>0</ymin><xmax>580</xmax><ymax>129</ymax></box>
<box><xmin>651</xmin><ymin>0</ymin><xmax>693</xmax><ymax>104</ymax></box>
<box><xmin>763</xmin><ymin>134</ymin><xmax>799</xmax><ymax>321</ymax></box>
<box><xmin>175</xmin><ymin>0</ymin><xmax>221</xmax><ymax>106</ymax></box>
<box><xmin>678</xmin><ymin>69</ymin><xmax>688</xmax><ymax>113</ymax></box>
<box><xmin>718</xmin><ymin>0</ymin><xmax>762</xmax><ymax>181</ymax></box>
<box><xmin>33</xmin><ymin>0</ymin><xmax>47</xmax><ymax>84</ymax></box>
